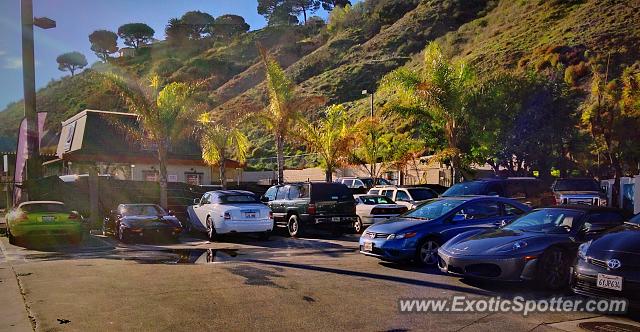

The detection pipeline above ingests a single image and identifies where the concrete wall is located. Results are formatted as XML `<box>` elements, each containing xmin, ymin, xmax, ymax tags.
<box><xmin>131</xmin><ymin>164</ymin><xmax>212</xmax><ymax>184</ymax></box>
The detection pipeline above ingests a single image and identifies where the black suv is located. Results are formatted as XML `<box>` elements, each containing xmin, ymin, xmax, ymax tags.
<box><xmin>442</xmin><ymin>177</ymin><xmax>555</xmax><ymax>207</ymax></box>
<box><xmin>262</xmin><ymin>182</ymin><xmax>357</xmax><ymax>237</ymax></box>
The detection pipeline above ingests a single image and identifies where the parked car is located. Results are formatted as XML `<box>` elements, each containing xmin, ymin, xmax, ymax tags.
<box><xmin>6</xmin><ymin>201</ymin><xmax>85</xmax><ymax>245</ymax></box>
<box><xmin>262</xmin><ymin>182</ymin><xmax>357</xmax><ymax>237</ymax></box>
<box><xmin>571</xmin><ymin>213</ymin><xmax>640</xmax><ymax>306</ymax></box>
<box><xmin>104</xmin><ymin>204</ymin><xmax>183</xmax><ymax>243</ymax></box>
<box><xmin>438</xmin><ymin>206</ymin><xmax>630</xmax><ymax>290</ymax></box>
<box><xmin>186</xmin><ymin>190</ymin><xmax>273</xmax><ymax>241</ymax></box>
<box><xmin>442</xmin><ymin>177</ymin><xmax>554</xmax><ymax>207</ymax></box>
<box><xmin>335</xmin><ymin>177</ymin><xmax>391</xmax><ymax>189</ymax></box>
<box><xmin>367</xmin><ymin>185</ymin><xmax>439</xmax><ymax>209</ymax></box>
<box><xmin>552</xmin><ymin>178</ymin><xmax>608</xmax><ymax>206</ymax></box>
<box><xmin>353</xmin><ymin>194</ymin><xmax>408</xmax><ymax>233</ymax></box>
<box><xmin>359</xmin><ymin>196</ymin><xmax>531</xmax><ymax>266</ymax></box>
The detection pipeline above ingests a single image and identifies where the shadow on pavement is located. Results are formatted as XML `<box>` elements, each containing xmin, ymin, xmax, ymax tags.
<box><xmin>245</xmin><ymin>258</ymin><xmax>494</xmax><ymax>296</ymax></box>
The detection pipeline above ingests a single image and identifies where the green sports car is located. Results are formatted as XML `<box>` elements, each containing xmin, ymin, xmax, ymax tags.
<box><xmin>6</xmin><ymin>201</ymin><xmax>85</xmax><ymax>245</ymax></box>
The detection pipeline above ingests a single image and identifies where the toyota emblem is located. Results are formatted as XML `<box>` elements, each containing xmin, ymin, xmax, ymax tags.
<box><xmin>607</xmin><ymin>259</ymin><xmax>622</xmax><ymax>270</ymax></box>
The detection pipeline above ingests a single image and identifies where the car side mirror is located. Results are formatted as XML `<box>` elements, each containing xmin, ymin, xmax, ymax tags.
<box><xmin>167</xmin><ymin>210</ymin><xmax>175</xmax><ymax>216</ymax></box>
<box><xmin>193</xmin><ymin>198</ymin><xmax>200</xmax><ymax>205</ymax></box>
<box><xmin>261</xmin><ymin>196</ymin><xmax>270</xmax><ymax>203</ymax></box>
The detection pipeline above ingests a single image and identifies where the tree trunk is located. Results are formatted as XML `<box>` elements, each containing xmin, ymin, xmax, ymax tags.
<box><xmin>325</xmin><ymin>167</ymin><xmax>332</xmax><ymax>183</ymax></box>
<box><xmin>158</xmin><ymin>141</ymin><xmax>169</xmax><ymax>209</ymax></box>
<box><xmin>276</xmin><ymin>134</ymin><xmax>285</xmax><ymax>185</ymax></box>
<box><xmin>219</xmin><ymin>159</ymin><xmax>227</xmax><ymax>189</ymax></box>
<box><xmin>302</xmin><ymin>7</ymin><xmax>307</xmax><ymax>24</ymax></box>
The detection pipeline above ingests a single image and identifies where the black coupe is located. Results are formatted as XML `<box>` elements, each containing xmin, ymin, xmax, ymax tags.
<box><xmin>571</xmin><ymin>213</ymin><xmax>640</xmax><ymax>307</ymax></box>
<box><xmin>438</xmin><ymin>206</ymin><xmax>630</xmax><ymax>290</ymax></box>
<box><xmin>103</xmin><ymin>204</ymin><xmax>183</xmax><ymax>243</ymax></box>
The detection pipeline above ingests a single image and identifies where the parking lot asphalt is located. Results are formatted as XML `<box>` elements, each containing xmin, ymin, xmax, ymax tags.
<box><xmin>0</xmin><ymin>231</ymin><xmax>639</xmax><ymax>332</ymax></box>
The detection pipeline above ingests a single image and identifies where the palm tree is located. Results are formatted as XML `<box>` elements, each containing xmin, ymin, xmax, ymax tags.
<box><xmin>380</xmin><ymin>42</ymin><xmax>477</xmax><ymax>183</ymax></box>
<box><xmin>257</xmin><ymin>45</ymin><xmax>324</xmax><ymax>184</ymax></box>
<box><xmin>296</xmin><ymin>104</ymin><xmax>353</xmax><ymax>182</ymax></box>
<box><xmin>199</xmin><ymin>114</ymin><xmax>249</xmax><ymax>189</ymax></box>
<box><xmin>103</xmin><ymin>74</ymin><xmax>195</xmax><ymax>208</ymax></box>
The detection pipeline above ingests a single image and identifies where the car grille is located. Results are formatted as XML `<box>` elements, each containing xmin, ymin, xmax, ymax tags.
<box><xmin>364</xmin><ymin>231</ymin><xmax>390</xmax><ymax>239</ymax></box>
<box><xmin>464</xmin><ymin>263</ymin><xmax>502</xmax><ymax>278</ymax></box>
<box><xmin>573</xmin><ymin>275</ymin><xmax>639</xmax><ymax>301</ymax></box>
<box><xmin>587</xmin><ymin>257</ymin><xmax>640</xmax><ymax>272</ymax></box>
<box><xmin>588</xmin><ymin>257</ymin><xmax>609</xmax><ymax>270</ymax></box>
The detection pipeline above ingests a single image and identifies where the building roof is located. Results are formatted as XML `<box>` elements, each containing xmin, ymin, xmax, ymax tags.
<box><xmin>56</xmin><ymin>110</ymin><xmax>204</xmax><ymax>165</ymax></box>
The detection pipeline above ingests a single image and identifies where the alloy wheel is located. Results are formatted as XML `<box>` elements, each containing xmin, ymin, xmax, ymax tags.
<box><xmin>419</xmin><ymin>240</ymin><xmax>440</xmax><ymax>266</ymax></box>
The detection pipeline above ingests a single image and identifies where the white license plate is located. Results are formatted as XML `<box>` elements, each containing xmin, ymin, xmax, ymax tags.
<box><xmin>42</xmin><ymin>216</ymin><xmax>55</xmax><ymax>222</ymax></box>
<box><xmin>332</xmin><ymin>217</ymin><xmax>341</xmax><ymax>222</ymax></box>
<box><xmin>244</xmin><ymin>212</ymin><xmax>256</xmax><ymax>218</ymax></box>
<box><xmin>597</xmin><ymin>273</ymin><xmax>623</xmax><ymax>291</ymax></box>
<box><xmin>363</xmin><ymin>241</ymin><xmax>373</xmax><ymax>251</ymax></box>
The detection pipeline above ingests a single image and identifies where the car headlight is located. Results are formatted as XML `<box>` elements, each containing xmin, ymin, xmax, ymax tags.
<box><xmin>387</xmin><ymin>232</ymin><xmax>417</xmax><ymax>240</ymax></box>
<box><xmin>497</xmin><ymin>240</ymin><xmax>528</xmax><ymax>252</ymax></box>
<box><xmin>578</xmin><ymin>240</ymin><xmax>592</xmax><ymax>261</ymax></box>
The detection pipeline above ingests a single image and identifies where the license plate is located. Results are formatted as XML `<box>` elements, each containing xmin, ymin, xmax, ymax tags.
<box><xmin>332</xmin><ymin>217</ymin><xmax>341</xmax><ymax>222</ymax></box>
<box><xmin>42</xmin><ymin>216</ymin><xmax>55</xmax><ymax>222</ymax></box>
<box><xmin>363</xmin><ymin>241</ymin><xmax>373</xmax><ymax>251</ymax></box>
<box><xmin>597</xmin><ymin>273</ymin><xmax>623</xmax><ymax>291</ymax></box>
<box><xmin>244</xmin><ymin>212</ymin><xmax>256</xmax><ymax>218</ymax></box>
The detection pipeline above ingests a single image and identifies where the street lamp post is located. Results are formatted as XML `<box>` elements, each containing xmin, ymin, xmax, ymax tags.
<box><xmin>21</xmin><ymin>0</ymin><xmax>55</xmax><ymax>183</ymax></box>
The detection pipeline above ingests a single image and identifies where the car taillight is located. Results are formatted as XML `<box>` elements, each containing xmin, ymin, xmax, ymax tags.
<box><xmin>15</xmin><ymin>213</ymin><xmax>28</xmax><ymax>222</ymax></box>
<box><xmin>224</xmin><ymin>212</ymin><xmax>231</xmax><ymax>220</ymax></box>
<box><xmin>308</xmin><ymin>203</ymin><xmax>316</xmax><ymax>215</ymax></box>
<box><xmin>68</xmin><ymin>213</ymin><xmax>80</xmax><ymax>220</ymax></box>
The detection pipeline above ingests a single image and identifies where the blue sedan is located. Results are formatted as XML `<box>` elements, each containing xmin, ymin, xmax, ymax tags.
<box><xmin>359</xmin><ymin>196</ymin><xmax>531</xmax><ymax>266</ymax></box>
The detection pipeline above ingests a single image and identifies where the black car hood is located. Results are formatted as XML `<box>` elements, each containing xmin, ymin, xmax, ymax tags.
<box><xmin>121</xmin><ymin>216</ymin><xmax>181</xmax><ymax>228</ymax></box>
<box><xmin>588</xmin><ymin>225</ymin><xmax>640</xmax><ymax>260</ymax></box>
<box><xmin>447</xmin><ymin>228</ymin><xmax>568</xmax><ymax>255</ymax></box>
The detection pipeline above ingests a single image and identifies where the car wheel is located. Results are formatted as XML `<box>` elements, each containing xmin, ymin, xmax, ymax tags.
<box><xmin>287</xmin><ymin>215</ymin><xmax>302</xmax><ymax>237</ymax></box>
<box><xmin>416</xmin><ymin>239</ymin><xmax>440</xmax><ymax>267</ymax></box>
<box><xmin>537</xmin><ymin>247</ymin><xmax>569</xmax><ymax>290</ymax></box>
<box><xmin>206</xmin><ymin>217</ymin><xmax>217</xmax><ymax>241</ymax></box>
<box><xmin>354</xmin><ymin>217</ymin><xmax>364</xmax><ymax>234</ymax></box>
<box><xmin>8</xmin><ymin>230</ymin><xmax>16</xmax><ymax>245</ymax></box>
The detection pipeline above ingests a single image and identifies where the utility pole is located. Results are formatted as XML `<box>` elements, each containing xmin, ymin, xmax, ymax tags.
<box><xmin>20</xmin><ymin>0</ymin><xmax>55</xmax><ymax>184</ymax></box>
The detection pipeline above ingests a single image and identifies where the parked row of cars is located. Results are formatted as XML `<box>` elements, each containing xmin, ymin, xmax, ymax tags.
<box><xmin>358</xmin><ymin>196</ymin><xmax>638</xmax><ymax>306</ymax></box>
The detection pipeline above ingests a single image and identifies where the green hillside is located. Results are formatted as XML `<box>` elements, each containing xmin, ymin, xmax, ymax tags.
<box><xmin>1</xmin><ymin>0</ymin><xmax>638</xmax><ymax>168</ymax></box>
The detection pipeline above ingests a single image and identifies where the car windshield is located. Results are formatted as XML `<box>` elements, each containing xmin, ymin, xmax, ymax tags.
<box><xmin>219</xmin><ymin>194</ymin><xmax>260</xmax><ymax>204</ymax></box>
<box><xmin>442</xmin><ymin>182</ymin><xmax>487</xmax><ymax>196</ymax></box>
<box><xmin>403</xmin><ymin>199</ymin><xmax>465</xmax><ymax>220</ymax></box>
<box><xmin>121</xmin><ymin>205</ymin><xmax>165</xmax><ymax>216</ymax></box>
<box><xmin>361</xmin><ymin>178</ymin><xmax>374</xmax><ymax>187</ymax></box>
<box><xmin>504</xmin><ymin>209</ymin><xmax>584</xmax><ymax>233</ymax></box>
<box><xmin>553</xmin><ymin>179</ymin><xmax>600</xmax><ymax>191</ymax></box>
<box><xmin>21</xmin><ymin>203</ymin><xmax>66</xmax><ymax>213</ymax></box>
<box><xmin>407</xmin><ymin>188</ymin><xmax>437</xmax><ymax>201</ymax></box>
<box><xmin>359</xmin><ymin>196</ymin><xmax>395</xmax><ymax>205</ymax></box>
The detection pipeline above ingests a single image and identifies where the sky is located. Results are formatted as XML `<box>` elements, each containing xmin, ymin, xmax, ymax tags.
<box><xmin>0</xmin><ymin>0</ymin><xmax>335</xmax><ymax>110</ymax></box>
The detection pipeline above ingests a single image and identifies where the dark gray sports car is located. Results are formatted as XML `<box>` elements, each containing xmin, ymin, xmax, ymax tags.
<box><xmin>438</xmin><ymin>206</ymin><xmax>629</xmax><ymax>290</ymax></box>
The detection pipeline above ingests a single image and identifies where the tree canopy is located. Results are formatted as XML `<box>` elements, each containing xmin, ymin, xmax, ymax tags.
<box><xmin>211</xmin><ymin>15</ymin><xmax>250</xmax><ymax>39</ymax></box>
<box><xmin>88</xmin><ymin>30</ymin><xmax>118</xmax><ymax>62</ymax></box>
<box><xmin>180</xmin><ymin>11</ymin><xmax>215</xmax><ymax>39</ymax></box>
<box><xmin>117</xmin><ymin>23</ymin><xmax>155</xmax><ymax>49</ymax></box>
<box><xmin>56</xmin><ymin>52</ymin><xmax>88</xmax><ymax>76</ymax></box>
